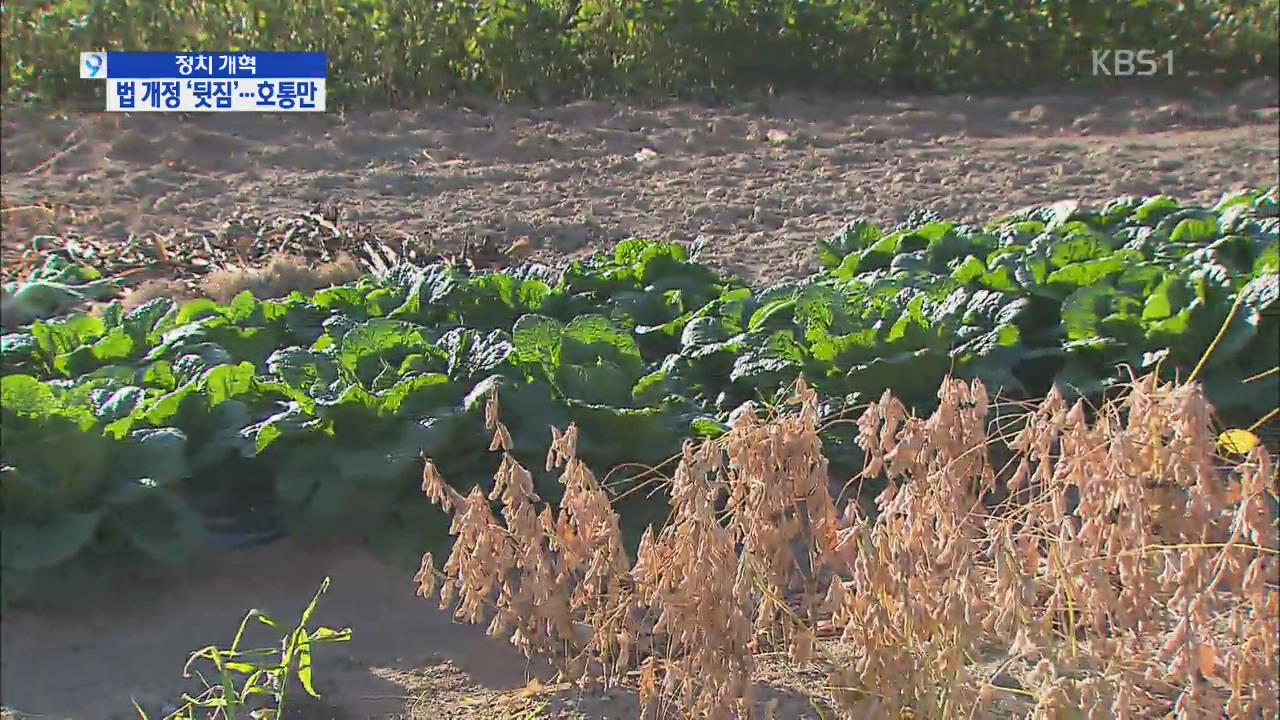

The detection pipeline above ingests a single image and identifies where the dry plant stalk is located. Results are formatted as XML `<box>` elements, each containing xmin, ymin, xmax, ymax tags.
<box><xmin>415</xmin><ymin>376</ymin><xmax>1279</xmax><ymax>719</ymax></box>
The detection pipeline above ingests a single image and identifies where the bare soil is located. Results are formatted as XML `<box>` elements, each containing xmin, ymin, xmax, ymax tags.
<box><xmin>1</xmin><ymin>82</ymin><xmax>1278</xmax><ymax>720</ymax></box>
<box><xmin>0</xmin><ymin>539</ymin><xmax>822</xmax><ymax>720</ymax></box>
<box><xmin>4</xmin><ymin>82</ymin><xmax>1279</xmax><ymax>292</ymax></box>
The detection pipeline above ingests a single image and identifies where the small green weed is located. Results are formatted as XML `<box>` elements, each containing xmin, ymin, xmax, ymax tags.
<box><xmin>134</xmin><ymin>576</ymin><xmax>352</xmax><ymax>720</ymax></box>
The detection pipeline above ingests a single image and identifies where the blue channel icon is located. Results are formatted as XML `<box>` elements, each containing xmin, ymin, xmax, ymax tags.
<box><xmin>81</xmin><ymin>52</ymin><xmax>105</xmax><ymax>79</ymax></box>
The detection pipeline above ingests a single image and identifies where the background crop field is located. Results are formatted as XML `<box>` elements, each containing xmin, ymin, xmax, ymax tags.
<box><xmin>4</xmin><ymin>0</ymin><xmax>1279</xmax><ymax>104</ymax></box>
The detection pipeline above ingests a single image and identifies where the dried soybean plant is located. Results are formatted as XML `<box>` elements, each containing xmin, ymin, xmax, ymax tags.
<box><xmin>414</xmin><ymin>376</ymin><xmax>1279</xmax><ymax>719</ymax></box>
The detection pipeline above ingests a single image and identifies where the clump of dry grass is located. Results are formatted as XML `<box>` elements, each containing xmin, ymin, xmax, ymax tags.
<box><xmin>199</xmin><ymin>252</ymin><xmax>364</xmax><ymax>303</ymax></box>
<box><xmin>120</xmin><ymin>277</ymin><xmax>197</xmax><ymax>311</ymax></box>
<box><xmin>415</xmin><ymin>375</ymin><xmax>1278</xmax><ymax>719</ymax></box>
<box><xmin>120</xmin><ymin>252</ymin><xmax>365</xmax><ymax>311</ymax></box>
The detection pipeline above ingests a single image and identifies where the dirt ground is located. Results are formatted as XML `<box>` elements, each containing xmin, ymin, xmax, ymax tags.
<box><xmin>0</xmin><ymin>539</ymin><xmax>680</xmax><ymax>720</ymax></box>
<box><xmin>3</xmin><ymin>81</ymin><xmax>1279</xmax><ymax>292</ymax></box>
<box><xmin>2</xmin><ymin>82</ymin><xmax>1279</xmax><ymax>720</ymax></box>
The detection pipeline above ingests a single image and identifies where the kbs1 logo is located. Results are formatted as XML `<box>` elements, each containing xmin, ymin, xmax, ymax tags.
<box><xmin>1092</xmin><ymin>49</ymin><xmax>1175</xmax><ymax>77</ymax></box>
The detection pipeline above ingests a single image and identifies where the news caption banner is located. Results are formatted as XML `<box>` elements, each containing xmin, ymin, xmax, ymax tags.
<box><xmin>79</xmin><ymin>51</ymin><xmax>326</xmax><ymax>112</ymax></box>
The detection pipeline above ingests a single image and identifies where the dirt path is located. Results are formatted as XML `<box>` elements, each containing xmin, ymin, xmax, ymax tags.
<box><xmin>4</xmin><ymin>82</ymin><xmax>1278</xmax><ymax>291</ymax></box>
<box><xmin>0</xmin><ymin>539</ymin><xmax>819</xmax><ymax>720</ymax></box>
<box><xmin>0</xmin><ymin>540</ymin><xmax>614</xmax><ymax>720</ymax></box>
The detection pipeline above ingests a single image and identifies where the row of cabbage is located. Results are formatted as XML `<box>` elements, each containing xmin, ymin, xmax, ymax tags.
<box><xmin>2</xmin><ymin>188</ymin><xmax>1276</xmax><ymax>601</ymax></box>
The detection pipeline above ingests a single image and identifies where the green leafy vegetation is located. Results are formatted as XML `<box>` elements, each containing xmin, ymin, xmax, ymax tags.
<box><xmin>2</xmin><ymin>188</ymin><xmax>1277</xmax><ymax>600</ymax></box>
<box><xmin>2</xmin><ymin>254</ymin><xmax>122</xmax><ymax>329</ymax></box>
<box><xmin>4</xmin><ymin>0</ymin><xmax>1277</xmax><ymax>104</ymax></box>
